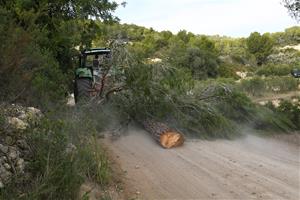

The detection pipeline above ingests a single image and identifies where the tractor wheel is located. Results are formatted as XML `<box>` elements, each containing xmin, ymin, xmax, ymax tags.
<box><xmin>74</xmin><ymin>78</ymin><xmax>92</xmax><ymax>103</ymax></box>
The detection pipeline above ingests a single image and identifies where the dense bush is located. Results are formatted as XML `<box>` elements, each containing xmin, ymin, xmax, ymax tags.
<box><xmin>0</xmin><ymin>106</ymin><xmax>114</xmax><ymax>199</ymax></box>
<box><xmin>266</xmin><ymin>76</ymin><xmax>298</xmax><ymax>92</ymax></box>
<box><xmin>0</xmin><ymin>10</ymin><xmax>67</xmax><ymax>107</ymax></box>
<box><xmin>218</xmin><ymin>63</ymin><xmax>240</xmax><ymax>79</ymax></box>
<box><xmin>239</xmin><ymin>77</ymin><xmax>266</xmax><ymax>96</ymax></box>
<box><xmin>246</xmin><ymin>32</ymin><xmax>274</xmax><ymax>65</ymax></box>
<box><xmin>239</xmin><ymin>76</ymin><xmax>298</xmax><ymax>96</ymax></box>
<box><xmin>277</xmin><ymin>100</ymin><xmax>300</xmax><ymax>130</ymax></box>
<box><xmin>255</xmin><ymin>64</ymin><xmax>293</xmax><ymax>76</ymax></box>
<box><xmin>267</xmin><ymin>100</ymin><xmax>300</xmax><ymax>130</ymax></box>
<box><xmin>0</xmin><ymin>0</ymin><xmax>118</xmax><ymax>109</ymax></box>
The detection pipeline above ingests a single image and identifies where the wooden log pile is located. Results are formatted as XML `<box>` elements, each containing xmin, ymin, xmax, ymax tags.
<box><xmin>142</xmin><ymin>119</ymin><xmax>184</xmax><ymax>148</ymax></box>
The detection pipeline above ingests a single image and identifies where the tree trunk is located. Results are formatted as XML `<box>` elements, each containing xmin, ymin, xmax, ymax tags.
<box><xmin>142</xmin><ymin>119</ymin><xmax>184</xmax><ymax>148</ymax></box>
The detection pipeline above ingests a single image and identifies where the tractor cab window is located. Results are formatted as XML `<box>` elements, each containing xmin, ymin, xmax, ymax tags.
<box><xmin>83</xmin><ymin>55</ymin><xmax>104</xmax><ymax>68</ymax></box>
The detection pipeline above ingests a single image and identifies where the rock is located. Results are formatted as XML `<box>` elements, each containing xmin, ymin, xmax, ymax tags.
<box><xmin>5</xmin><ymin>136</ymin><xmax>14</xmax><ymax>145</ymax></box>
<box><xmin>1</xmin><ymin>156</ymin><xmax>7</xmax><ymax>162</ymax></box>
<box><xmin>16</xmin><ymin>158</ymin><xmax>25</xmax><ymax>172</ymax></box>
<box><xmin>26</xmin><ymin>107</ymin><xmax>43</xmax><ymax>120</ymax></box>
<box><xmin>8</xmin><ymin>148</ymin><xmax>19</xmax><ymax>160</ymax></box>
<box><xmin>18</xmin><ymin>111</ymin><xmax>27</xmax><ymax>120</ymax></box>
<box><xmin>17</xmin><ymin>140</ymin><xmax>29</xmax><ymax>150</ymax></box>
<box><xmin>0</xmin><ymin>166</ymin><xmax>12</xmax><ymax>182</ymax></box>
<box><xmin>0</xmin><ymin>144</ymin><xmax>8</xmax><ymax>154</ymax></box>
<box><xmin>7</xmin><ymin>117</ymin><xmax>28</xmax><ymax>130</ymax></box>
<box><xmin>3</xmin><ymin>163</ymin><xmax>11</xmax><ymax>170</ymax></box>
<box><xmin>27</xmin><ymin>107</ymin><xmax>42</xmax><ymax>115</ymax></box>
<box><xmin>0</xmin><ymin>180</ymin><xmax>4</xmax><ymax>188</ymax></box>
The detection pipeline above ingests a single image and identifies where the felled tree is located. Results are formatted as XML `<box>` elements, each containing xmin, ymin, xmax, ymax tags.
<box><xmin>108</xmin><ymin>45</ymin><xmax>239</xmax><ymax>139</ymax></box>
<box><xmin>106</xmin><ymin>44</ymin><xmax>294</xmax><ymax>140</ymax></box>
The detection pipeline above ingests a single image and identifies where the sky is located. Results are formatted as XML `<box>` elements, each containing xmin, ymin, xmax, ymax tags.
<box><xmin>114</xmin><ymin>0</ymin><xmax>299</xmax><ymax>37</ymax></box>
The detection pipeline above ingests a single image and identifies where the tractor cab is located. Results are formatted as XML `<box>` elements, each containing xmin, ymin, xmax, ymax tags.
<box><xmin>74</xmin><ymin>48</ymin><xmax>111</xmax><ymax>103</ymax></box>
<box><xmin>76</xmin><ymin>48</ymin><xmax>111</xmax><ymax>79</ymax></box>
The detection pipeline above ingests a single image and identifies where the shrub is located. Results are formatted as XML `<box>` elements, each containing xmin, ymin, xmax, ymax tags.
<box><xmin>239</xmin><ymin>76</ymin><xmax>298</xmax><ymax>96</ymax></box>
<box><xmin>0</xmin><ymin>107</ymin><xmax>112</xmax><ymax>199</ymax></box>
<box><xmin>218</xmin><ymin>63</ymin><xmax>240</xmax><ymax>79</ymax></box>
<box><xmin>0</xmin><ymin>16</ymin><xmax>68</xmax><ymax>108</ymax></box>
<box><xmin>276</xmin><ymin>100</ymin><xmax>300</xmax><ymax>130</ymax></box>
<box><xmin>251</xmin><ymin>106</ymin><xmax>295</xmax><ymax>132</ymax></box>
<box><xmin>255</xmin><ymin>64</ymin><xmax>293</xmax><ymax>76</ymax></box>
<box><xmin>216</xmin><ymin>90</ymin><xmax>255</xmax><ymax>122</ymax></box>
<box><xmin>240</xmin><ymin>76</ymin><xmax>266</xmax><ymax>96</ymax></box>
<box><xmin>265</xmin><ymin>76</ymin><xmax>298</xmax><ymax>92</ymax></box>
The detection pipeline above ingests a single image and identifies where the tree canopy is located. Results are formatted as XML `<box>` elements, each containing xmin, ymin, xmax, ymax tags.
<box><xmin>0</xmin><ymin>0</ymin><xmax>120</xmax><ymax>106</ymax></box>
<box><xmin>283</xmin><ymin>0</ymin><xmax>300</xmax><ymax>21</ymax></box>
<box><xmin>246</xmin><ymin>32</ymin><xmax>274</xmax><ymax>65</ymax></box>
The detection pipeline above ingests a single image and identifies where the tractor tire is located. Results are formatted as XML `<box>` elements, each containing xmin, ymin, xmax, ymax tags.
<box><xmin>74</xmin><ymin>78</ymin><xmax>92</xmax><ymax>103</ymax></box>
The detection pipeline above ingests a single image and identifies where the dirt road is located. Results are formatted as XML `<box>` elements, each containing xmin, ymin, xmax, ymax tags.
<box><xmin>107</xmin><ymin>128</ymin><xmax>300</xmax><ymax>200</ymax></box>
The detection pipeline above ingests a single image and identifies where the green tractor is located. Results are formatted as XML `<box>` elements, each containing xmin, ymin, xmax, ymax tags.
<box><xmin>74</xmin><ymin>48</ymin><xmax>111</xmax><ymax>103</ymax></box>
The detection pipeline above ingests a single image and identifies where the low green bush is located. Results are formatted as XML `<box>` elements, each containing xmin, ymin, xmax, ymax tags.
<box><xmin>277</xmin><ymin>100</ymin><xmax>300</xmax><ymax>130</ymax></box>
<box><xmin>239</xmin><ymin>76</ymin><xmax>298</xmax><ymax>96</ymax></box>
<box><xmin>218</xmin><ymin>63</ymin><xmax>240</xmax><ymax>79</ymax></box>
<box><xmin>251</xmin><ymin>106</ymin><xmax>295</xmax><ymax>132</ymax></box>
<box><xmin>265</xmin><ymin>76</ymin><xmax>298</xmax><ymax>92</ymax></box>
<box><xmin>255</xmin><ymin>64</ymin><xmax>293</xmax><ymax>77</ymax></box>
<box><xmin>239</xmin><ymin>76</ymin><xmax>266</xmax><ymax>96</ymax></box>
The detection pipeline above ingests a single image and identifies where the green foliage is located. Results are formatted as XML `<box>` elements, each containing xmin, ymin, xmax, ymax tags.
<box><xmin>0</xmin><ymin>0</ymin><xmax>119</xmax><ymax>108</ymax></box>
<box><xmin>218</xmin><ymin>63</ymin><xmax>240</xmax><ymax>79</ymax></box>
<box><xmin>239</xmin><ymin>76</ymin><xmax>298</xmax><ymax>96</ymax></box>
<box><xmin>252</xmin><ymin>106</ymin><xmax>295</xmax><ymax>132</ymax></box>
<box><xmin>246</xmin><ymin>32</ymin><xmax>274</xmax><ymax>65</ymax></box>
<box><xmin>277</xmin><ymin>100</ymin><xmax>300</xmax><ymax>129</ymax></box>
<box><xmin>25</xmin><ymin>119</ymin><xmax>82</xmax><ymax>200</ymax></box>
<box><xmin>118</xmin><ymin>61</ymin><xmax>194</xmax><ymax>119</ymax></box>
<box><xmin>0</xmin><ymin>107</ymin><xmax>113</xmax><ymax>199</ymax></box>
<box><xmin>167</xmin><ymin>36</ymin><xmax>219</xmax><ymax>80</ymax></box>
<box><xmin>78</xmin><ymin>137</ymin><xmax>110</xmax><ymax>186</ymax></box>
<box><xmin>266</xmin><ymin>76</ymin><xmax>298</xmax><ymax>92</ymax></box>
<box><xmin>283</xmin><ymin>0</ymin><xmax>300</xmax><ymax>21</ymax></box>
<box><xmin>255</xmin><ymin>64</ymin><xmax>293</xmax><ymax>76</ymax></box>
<box><xmin>271</xmin><ymin>26</ymin><xmax>300</xmax><ymax>46</ymax></box>
<box><xmin>240</xmin><ymin>76</ymin><xmax>266</xmax><ymax>96</ymax></box>
<box><xmin>216</xmin><ymin>90</ymin><xmax>255</xmax><ymax>122</ymax></box>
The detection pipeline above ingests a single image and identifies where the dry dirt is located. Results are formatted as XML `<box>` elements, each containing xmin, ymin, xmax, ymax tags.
<box><xmin>105</xmin><ymin>127</ymin><xmax>300</xmax><ymax>200</ymax></box>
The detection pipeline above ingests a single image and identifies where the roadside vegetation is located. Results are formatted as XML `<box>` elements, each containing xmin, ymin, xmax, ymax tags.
<box><xmin>0</xmin><ymin>105</ymin><xmax>119</xmax><ymax>199</ymax></box>
<box><xmin>0</xmin><ymin>0</ymin><xmax>299</xmax><ymax>199</ymax></box>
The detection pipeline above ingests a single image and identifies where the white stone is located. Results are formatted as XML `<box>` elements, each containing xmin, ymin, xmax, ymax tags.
<box><xmin>3</xmin><ymin>163</ymin><xmax>11</xmax><ymax>170</ymax></box>
<box><xmin>236</xmin><ymin>71</ymin><xmax>247</xmax><ymax>79</ymax></box>
<box><xmin>7</xmin><ymin>117</ymin><xmax>28</xmax><ymax>130</ymax></box>
<box><xmin>27</xmin><ymin>107</ymin><xmax>42</xmax><ymax>117</ymax></box>
<box><xmin>8</xmin><ymin>149</ymin><xmax>18</xmax><ymax>160</ymax></box>
<box><xmin>0</xmin><ymin>144</ymin><xmax>8</xmax><ymax>154</ymax></box>
<box><xmin>16</xmin><ymin>158</ymin><xmax>25</xmax><ymax>172</ymax></box>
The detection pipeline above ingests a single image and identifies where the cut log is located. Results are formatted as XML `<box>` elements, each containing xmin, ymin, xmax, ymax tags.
<box><xmin>142</xmin><ymin>119</ymin><xmax>184</xmax><ymax>148</ymax></box>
